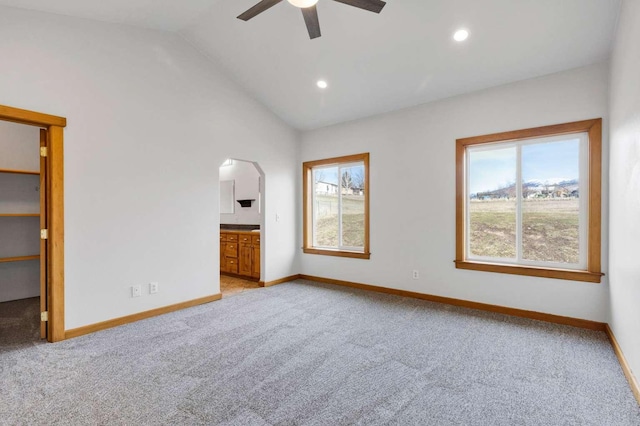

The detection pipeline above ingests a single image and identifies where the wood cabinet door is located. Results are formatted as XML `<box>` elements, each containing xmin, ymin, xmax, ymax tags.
<box><xmin>252</xmin><ymin>245</ymin><xmax>260</xmax><ymax>279</ymax></box>
<box><xmin>239</xmin><ymin>243</ymin><xmax>252</xmax><ymax>276</ymax></box>
<box><xmin>220</xmin><ymin>242</ymin><xmax>226</xmax><ymax>272</ymax></box>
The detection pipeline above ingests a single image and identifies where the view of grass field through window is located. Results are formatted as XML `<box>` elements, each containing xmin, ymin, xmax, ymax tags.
<box><xmin>468</xmin><ymin>137</ymin><xmax>582</xmax><ymax>265</ymax></box>
<box><xmin>313</xmin><ymin>163</ymin><xmax>365</xmax><ymax>249</ymax></box>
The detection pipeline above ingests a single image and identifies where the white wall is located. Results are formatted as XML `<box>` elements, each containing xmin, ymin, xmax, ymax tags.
<box><xmin>0</xmin><ymin>121</ymin><xmax>41</xmax><ymax>302</ymax></box>
<box><xmin>609</xmin><ymin>0</ymin><xmax>640</xmax><ymax>383</ymax></box>
<box><xmin>0</xmin><ymin>6</ymin><xmax>299</xmax><ymax>329</ymax></box>
<box><xmin>301</xmin><ymin>63</ymin><xmax>610</xmax><ymax>322</ymax></box>
<box><xmin>220</xmin><ymin>160</ymin><xmax>261</xmax><ymax>225</ymax></box>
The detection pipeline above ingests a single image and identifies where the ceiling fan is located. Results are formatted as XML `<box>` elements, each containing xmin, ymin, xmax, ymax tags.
<box><xmin>237</xmin><ymin>0</ymin><xmax>386</xmax><ymax>40</ymax></box>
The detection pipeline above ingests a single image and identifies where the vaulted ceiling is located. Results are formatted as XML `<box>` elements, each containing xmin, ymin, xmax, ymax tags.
<box><xmin>0</xmin><ymin>0</ymin><xmax>621</xmax><ymax>129</ymax></box>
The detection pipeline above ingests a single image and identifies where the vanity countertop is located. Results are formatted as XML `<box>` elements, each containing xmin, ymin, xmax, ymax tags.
<box><xmin>220</xmin><ymin>229</ymin><xmax>260</xmax><ymax>236</ymax></box>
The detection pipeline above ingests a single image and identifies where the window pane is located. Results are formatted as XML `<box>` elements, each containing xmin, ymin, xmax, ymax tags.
<box><xmin>468</xmin><ymin>147</ymin><xmax>517</xmax><ymax>259</ymax></box>
<box><xmin>522</xmin><ymin>139</ymin><xmax>580</xmax><ymax>264</ymax></box>
<box><xmin>340</xmin><ymin>164</ymin><xmax>365</xmax><ymax>248</ymax></box>
<box><xmin>313</xmin><ymin>166</ymin><xmax>339</xmax><ymax>247</ymax></box>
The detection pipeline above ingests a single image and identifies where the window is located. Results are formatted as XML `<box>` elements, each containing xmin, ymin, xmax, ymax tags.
<box><xmin>455</xmin><ymin>119</ymin><xmax>602</xmax><ymax>283</ymax></box>
<box><xmin>303</xmin><ymin>153</ymin><xmax>370</xmax><ymax>259</ymax></box>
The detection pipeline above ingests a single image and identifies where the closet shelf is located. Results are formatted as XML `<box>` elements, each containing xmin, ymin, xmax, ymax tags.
<box><xmin>0</xmin><ymin>213</ymin><xmax>40</xmax><ymax>217</ymax></box>
<box><xmin>0</xmin><ymin>255</ymin><xmax>40</xmax><ymax>263</ymax></box>
<box><xmin>0</xmin><ymin>168</ymin><xmax>39</xmax><ymax>175</ymax></box>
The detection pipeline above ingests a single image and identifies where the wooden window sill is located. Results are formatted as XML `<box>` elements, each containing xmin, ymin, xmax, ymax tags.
<box><xmin>303</xmin><ymin>247</ymin><xmax>370</xmax><ymax>259</ymax></box>
<box><xmin>454</xmin><ymin>260</ymin><xmax>603</xmax><ymax>283</ymax></box>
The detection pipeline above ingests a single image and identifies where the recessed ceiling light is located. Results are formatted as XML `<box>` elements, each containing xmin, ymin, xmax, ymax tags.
<box><xmin>317</xmin><ymin>80</ymin><xmax>328</xmax><ymax>89</ymax></box>
<box><xmin>454</xmin><ymin>29</ymin><xmax>469</xmax><ymax>42</ymax></box>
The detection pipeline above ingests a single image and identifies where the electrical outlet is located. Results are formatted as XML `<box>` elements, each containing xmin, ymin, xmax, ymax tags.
<box><xmin>149</xmin><ymin>282</ymin><xmax>159</xmax><ymax>294</ymax></box>
<box><xmin>412</xmin><ymin>270</ymin><xmax>419</xmax><ymax>279</ymax></box>
<box><xmin>131</xmin><ymin>285</ymin><xmax>142</xmax><ymax>298</ymax></box>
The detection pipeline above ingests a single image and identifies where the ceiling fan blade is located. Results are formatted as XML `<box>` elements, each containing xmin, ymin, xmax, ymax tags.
<box><xmin>301</xmin><ymin>5</ymin><xmax>321</xmax><ymax>39</ymax></box>
<box><xmin>331</xmin><ymin>0</ymin><xmax>386</xmax><ymax>13</ymax></box>
<box><xmin>237</xmin><ymin>0</ymin><xmax>283</xmax><ymax>21</ymax></box>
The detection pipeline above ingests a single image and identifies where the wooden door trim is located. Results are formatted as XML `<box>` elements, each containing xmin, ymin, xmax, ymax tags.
<box><xmin>0</xmin><ymin>104</ymin><xmax>65</xmax><ymax>342</ymax></box>
<box><xmin>47</xmin><ymin>126</ymin><xmax>65</xmax><ymax>342</ymax></box>
<box><xmin>0</xmin><ymin>105</ymin><xmax>66</xmax><ymax>127</ymax></box>
<box><xmin>39</xmin><ymin>129</ymin><xmax>47</xmax><ymax>339</ymax></box>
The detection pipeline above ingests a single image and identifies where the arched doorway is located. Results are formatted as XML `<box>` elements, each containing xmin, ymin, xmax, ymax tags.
<box><xmin>218</xmin><ymin>158</ymin><xmax>265</xmax><ymax>297</ymax></box>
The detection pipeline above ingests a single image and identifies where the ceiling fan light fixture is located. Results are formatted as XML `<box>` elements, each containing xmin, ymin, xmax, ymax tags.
<box><xmin>287</xmin><ymin>0</ymin><xmax>319</xmax><ymax>8</ymax></box>
<box><xmin>238</xmin><ymin>0</ymin><xmax>386</xmax><ymax>39</ymax></box>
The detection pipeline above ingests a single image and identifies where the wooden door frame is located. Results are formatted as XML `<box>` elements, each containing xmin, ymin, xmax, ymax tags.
<box><xmin>39</xmin><ymin>129</ymin><xmax>47</xmax><ymax>339</ymax></box>
<box><xmin>0</xmin><ymin>104</ymin><xmax>66</xmax><ymax>342</ymax></box>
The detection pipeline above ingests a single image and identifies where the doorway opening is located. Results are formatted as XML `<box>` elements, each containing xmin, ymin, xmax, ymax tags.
<box><xmin>218</xmin><ymin>158</ymin><xmax>264</xmax><ymax>298</ymax></box>
<box><xmin>0</xmin><ymin>104</ymin><xmax>65</xmax><ymax>343</ymax></box>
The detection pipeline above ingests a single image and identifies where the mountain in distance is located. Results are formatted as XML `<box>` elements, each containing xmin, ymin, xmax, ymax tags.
<box><xmin>472</xmin><ymin>179</ymin><xmax>579</xmax><ymax>200</ymax></box>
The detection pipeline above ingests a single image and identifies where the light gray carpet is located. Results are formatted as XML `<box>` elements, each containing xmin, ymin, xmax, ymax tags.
<box><xmin>1</xmin><ymin>280</ymin><xmax>639</xmax><ymax>425</ymax></box>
